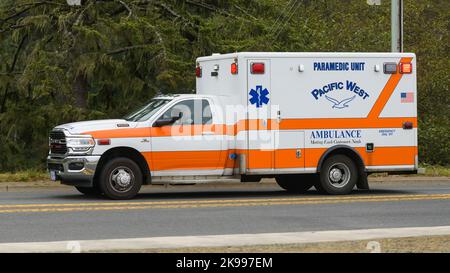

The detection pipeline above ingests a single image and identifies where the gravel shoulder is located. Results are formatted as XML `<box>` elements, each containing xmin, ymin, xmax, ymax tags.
<box><xmin>112</xmin><ymin>235</ymin><xmax>450</xmax><ymax>253</ymax></box>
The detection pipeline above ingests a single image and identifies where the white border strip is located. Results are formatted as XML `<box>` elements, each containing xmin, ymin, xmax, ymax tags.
<box><xmin>1</xmin><ymin>226</ymin><xmax>450</xmax><ymax>253</ymax></box>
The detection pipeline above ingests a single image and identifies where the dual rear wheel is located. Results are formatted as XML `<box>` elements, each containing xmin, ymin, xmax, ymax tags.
<box><xmin>276</xmin><ymin>155</ymin><xmax>359</xmax><ymax>195</ymax></box>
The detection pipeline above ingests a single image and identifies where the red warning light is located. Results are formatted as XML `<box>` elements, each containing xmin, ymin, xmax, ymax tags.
<box><xmin>231</xmin><ymin>63</ymin><xmax>238</xmax><ymax>75</ymax></box>
<box><xmin>399</xmin><ymin>63</ymin><xmax>412</xmax><ymax>74</ymax></box>
<box><xmin>251</xmin><ymin>63</ymin><xmax>265</xmax><ymax>74</ymax></box>
<box><xmin>196</xmin><ymin>66</ymin><xmax>202</xmax><ymax>77</ymax></box>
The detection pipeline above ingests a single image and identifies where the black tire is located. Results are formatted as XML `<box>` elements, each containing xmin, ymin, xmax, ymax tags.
<box><xmin>317</xmin><ymin>154</ymin><xmax>358</xmax><ymax>195</ymax></box>
<box><xmin>276</xmin><ymin>174</ymin><xmax>315</xmax><ymax>193</ymax></box>
<box><xmin>98</xmin><ymin>157</ymin><xmax>143</xmax><ymax>200</ymax></box>
<box><xmin>75</xmin><ymin>186</ymin><xmax>102</xmax><ymax>196</ymax></box>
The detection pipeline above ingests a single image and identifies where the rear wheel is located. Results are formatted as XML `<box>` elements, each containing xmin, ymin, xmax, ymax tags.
<box><xmin>75</xmin><ymin>186</ymin><xmax>102</xmax><ymax>196</ymax></box>
<box><xmin>276</xmin><ymin>174</ymin><xmax>315</xmax><ymax>193</ymax></box>
<box><xmin>317</xmin><ymin>154</ymin><xmax>358</xmax><ymax>195</ymax></box>
<box><xmin>98</xmin><ymin>157</ymin><xmax>143</xmax><ymax>200</ymax></box>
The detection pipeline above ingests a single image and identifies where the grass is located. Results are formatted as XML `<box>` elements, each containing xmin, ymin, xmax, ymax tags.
<box><xmin>420</xmin><ymin>164</ymin><xmax>450</xmax><ymax>177</ymax></box>
<box><xmin>0</xmin><ymin>170</ymin><xmax>49</xmax><ymax>182</ymax></box>
<box><xmin>0</xmin><ymin>165</ymin><xmax>449</xmax><ymax>183</ymax></box>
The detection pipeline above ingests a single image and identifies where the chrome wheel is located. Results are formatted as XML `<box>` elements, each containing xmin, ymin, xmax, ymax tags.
<box><xmin>109</xmin><ymin>166</ymin><xmax>135</xmax><ymax>193</ymax></box>
<box><xmin>328</xmin><ymin>163</ymin><xmax>351</xmax><ymax>188</ymax></box>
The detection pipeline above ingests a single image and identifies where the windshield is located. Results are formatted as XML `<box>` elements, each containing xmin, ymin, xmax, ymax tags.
<box><xmin>124</xmin><ymin>98</ymin><xmax>172</xmax><ymax>122</ymax></box>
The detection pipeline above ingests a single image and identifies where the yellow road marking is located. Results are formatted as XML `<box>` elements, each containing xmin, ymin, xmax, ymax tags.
<box><xmin>0</xmin><ymin>193</ymin><xmax>449</xmax><ymax>208</ymax></box>
<box><xmin>0</xmin><ymin>193</ymin><xmax>449</xmax><ymax>214</ymax></box>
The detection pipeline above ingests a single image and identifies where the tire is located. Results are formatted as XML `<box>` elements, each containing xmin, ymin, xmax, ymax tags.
<box><xmin>98</xmin><ymin>157</ymin><xmax>143</xmax><ymax>200</ymax></box>
<box><xmin>317</xmin><ymin>154</ymin><xmax>358</xmax><ymax>195</ymax></box>
<box><xmin>276</xmin><ymin>174</ymin><xmax>315</xmax><ymax>193</ymax></box>
<box><xmin>75</xmin><ymin>186</ymin><xmax>102</xmax><ymax>196</ymax></box>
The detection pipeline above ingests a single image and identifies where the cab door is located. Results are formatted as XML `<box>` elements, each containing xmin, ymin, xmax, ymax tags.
<box><xmin>246</xmin><ymin>59</ymin><xmax>274</xmax><ymax>172</ymax></box>
<box><xmin>150</xmin><ymin>98</ymin><xmax>223</xmax><ymax>175</ymax></box>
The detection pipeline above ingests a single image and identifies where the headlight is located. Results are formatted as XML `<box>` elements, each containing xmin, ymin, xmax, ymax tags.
<box><xmin>66</xmin><ymin>137</ymin><xmax>95</xmax><ymax>153</ymax></box>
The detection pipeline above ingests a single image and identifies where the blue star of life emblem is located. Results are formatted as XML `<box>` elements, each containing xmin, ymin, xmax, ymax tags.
<box><xmin>249</xmin><ymin>85</ymin><xmax>269</xmax><ymax>108</ymax></box>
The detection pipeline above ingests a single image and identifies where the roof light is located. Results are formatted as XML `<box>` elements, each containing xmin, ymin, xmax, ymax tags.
<box><xmin>383</xmin><ymin>63</ymin><xmax>397</xmax><ymax>74</ymax></box>
<box><xmin>399</xmin><ymin>62</ymin><xmax>412</xmax><ymax>74</ymax></box>
<box><xmin>231</xmin><ymin>62</ymin><xmax>238</xmax><ymax>75</ymax></box>
<box><xmin>196</xmin><ymin>66</ymin><xmax>202</xmax><ymax>78</ymax></box>
<box><xmin>251</xmin><ymin>63</ymin><xmax>265</xmax><ymax>74</ymax></box>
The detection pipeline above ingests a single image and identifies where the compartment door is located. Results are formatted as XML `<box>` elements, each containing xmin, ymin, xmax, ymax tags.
<box><xmin>246</xmin><ymin>59</ymin><xmax>273</xmax><ymax>171</ymax></box>
<box><xmin>274</xmin><ymin>131</ymin><xmax>305</xmax><ymax>171</ymax></box>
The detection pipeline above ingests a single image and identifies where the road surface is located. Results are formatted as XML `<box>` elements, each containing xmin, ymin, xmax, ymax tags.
<box><xmin>0</xmin><ymin>178</ymin><xmax>449</xmax><ymax>245</ymax></box>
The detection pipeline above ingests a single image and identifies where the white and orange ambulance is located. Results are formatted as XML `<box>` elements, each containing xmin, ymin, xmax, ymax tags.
<box><xmin>47</xmin><ymin>52</ymin><xmax>418</xmax><ymax>199</ymax></box>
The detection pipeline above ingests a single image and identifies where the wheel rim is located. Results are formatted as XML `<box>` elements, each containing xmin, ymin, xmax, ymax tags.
<box><xmin>328</xmin><ymin>163</ymin><xmax>351</xmax><ymax>188</ymax></box>
<box><xmin>109</xmin><ymin>166</ymin><xmax>135</xmax><ymax>193</ymax></box>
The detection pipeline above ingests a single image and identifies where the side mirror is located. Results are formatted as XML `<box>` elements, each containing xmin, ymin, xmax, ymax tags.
<box><xmin>154</xmin><ymin>112</ymin><xmax>183</xmax><ymax>127</ymax></box>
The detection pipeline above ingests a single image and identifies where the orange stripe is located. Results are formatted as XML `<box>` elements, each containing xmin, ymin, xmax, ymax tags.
<box><xmin>274</xmin><ymin>149</ymin><xmax>305</xmax><ymax>169</ymax></box>
<box><xmin>304</xmin><ymin>146</ymin><xmax>416</xmax><ymax>168</ymax></box>
<box><xmin>367</xmin><ymin>57</ymin><xmax>413</xmax><ymax>119</ymax></box>
<box><xmin>84</xmin><ymin>117</ymin><xmax>417</xmax><ymax>139</ymax></box>
<box><xmin>141</xmin><ymin>147</ymin><xmax>416</xmax><ymax>171</ymax></box>
<box><xmin>277</xmin><ymin>117</ymin><xmax>416</xmax><ymax>130</ymax></box>
<box><xmin>86</xmin><ymin>128</ymin><xmax>150</xmax><ymax>139</ymax></box>
<box><xmin>142</xmin><ymin>150</ymin><xmax>230</xmax><ymax>171</ymax></box>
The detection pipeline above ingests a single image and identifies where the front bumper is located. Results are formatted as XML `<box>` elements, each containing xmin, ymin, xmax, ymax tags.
<box><xmin>47</xmin><ymin>155</ymin><xmax>101</xmax><ymax>187</ymax></box>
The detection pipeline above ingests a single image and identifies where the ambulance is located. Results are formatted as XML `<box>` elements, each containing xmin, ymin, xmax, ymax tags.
<box><xmin>47</xmin><ymin>52</ymin><xmax>418</xmax><ymax>199</ymax></box>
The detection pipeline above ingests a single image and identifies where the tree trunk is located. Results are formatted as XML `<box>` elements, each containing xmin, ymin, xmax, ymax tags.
<box><xmin>73</xmin><ymin>74</ymin><xmax>88</xmax><ymax>109</ymax></box>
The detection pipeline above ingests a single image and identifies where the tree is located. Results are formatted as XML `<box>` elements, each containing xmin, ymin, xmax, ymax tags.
<box><xmin>0</xmin><ymin>0</ymin><xmax>448</xmax><ymax>170</ymax></box>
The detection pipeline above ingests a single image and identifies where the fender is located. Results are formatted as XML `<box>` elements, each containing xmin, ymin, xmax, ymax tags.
<box><xmin>316</xmin><ymin>145</ymin><xmax>365</xmax><ymax>172</ymax></box>
<box><xmin>316</xmin><ymin>145</ymin><xmax>369</xmax><ymax>190</ymax></box>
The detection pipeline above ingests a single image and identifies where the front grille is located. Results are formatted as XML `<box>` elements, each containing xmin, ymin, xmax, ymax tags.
<box><xmin>49</xmin><ymin>130</ymin><xmax>67</xmax><ymax>155</ymax></box>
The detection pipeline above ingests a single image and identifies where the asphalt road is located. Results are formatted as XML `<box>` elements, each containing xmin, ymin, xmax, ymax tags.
<box><xmin>1</xmin><ymin>179</ymin><xmax>450</xmax><ymax>243</ymax></box>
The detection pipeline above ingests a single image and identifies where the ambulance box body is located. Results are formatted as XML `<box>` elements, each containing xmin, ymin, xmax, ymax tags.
<box><xmin>196</xmin><ymin>52</ymin><xmax>417</xmax><ymax>175</ymax></box>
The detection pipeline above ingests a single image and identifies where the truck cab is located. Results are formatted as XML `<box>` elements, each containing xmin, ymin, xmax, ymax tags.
<box><xmin>48</xmin><ymin>94</ymin><xmax>237</xmax><ymax>199</ymax></box>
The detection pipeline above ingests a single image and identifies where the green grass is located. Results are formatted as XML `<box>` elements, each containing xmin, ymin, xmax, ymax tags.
<box><xmin>420</xmin><ymin>164</ymin><xmax>450</xmax><ymax>177</ymax></box>
<box><xmin>0</xmin><ymin>170</ymin><xmax>49</xmax><ymax>182</ymax></box>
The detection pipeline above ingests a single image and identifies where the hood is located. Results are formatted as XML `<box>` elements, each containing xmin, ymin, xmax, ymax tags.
<box><xmin>54</xmin><ymin>119</ymin><xmax>137</xmax><ymax>135</ymax></box>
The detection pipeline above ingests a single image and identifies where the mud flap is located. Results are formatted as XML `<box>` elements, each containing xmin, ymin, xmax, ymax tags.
<box><xmin>356</xmin><ymin>170</ymin><xmax>369</xmax><ymax>190</ymax></box>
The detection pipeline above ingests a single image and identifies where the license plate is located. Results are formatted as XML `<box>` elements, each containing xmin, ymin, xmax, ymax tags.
<box><xmin>50</xmin><ymin>171</ymin><xmax>57</xmax><ymax>181</ymax></box>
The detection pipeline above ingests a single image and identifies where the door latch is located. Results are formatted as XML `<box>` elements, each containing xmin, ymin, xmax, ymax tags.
<box><xmin>296</xmin><ymin>149</ymin><xmax>302</xmax><ymax>158</ymax></box>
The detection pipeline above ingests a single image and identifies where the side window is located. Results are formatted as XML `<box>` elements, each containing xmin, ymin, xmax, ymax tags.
<box><xmin>159</xmin><ymin>99</ymin><xmax>213</xmax><ymax>125</ymax></box>
<box><xmin>161</xmin><ymin>100</ymin><xmax>194</xmax><ymax>125</ymax></box>
<box><xmin>202</xmin><ymin>100</ymin><xmax>213</xmax><ymax>125</ymax></box>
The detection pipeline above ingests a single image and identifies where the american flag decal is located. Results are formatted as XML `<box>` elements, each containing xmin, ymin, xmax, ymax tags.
<box><xmin>401</xmin><ymin>92</ymin><xmax>414</xmax><ymax>103</ymax></box>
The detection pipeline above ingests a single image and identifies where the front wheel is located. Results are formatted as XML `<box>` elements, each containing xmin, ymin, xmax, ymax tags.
<box><xmin>98</xmin><ymin>157</ymin><xmax>143</xmax><ymax>200</ymax></box>
<box><xmin>316</xmin><ymin>155</ymin><xmax>358</xmax><ymax>195</ymax></box>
